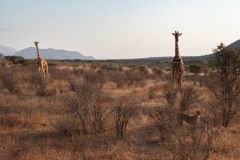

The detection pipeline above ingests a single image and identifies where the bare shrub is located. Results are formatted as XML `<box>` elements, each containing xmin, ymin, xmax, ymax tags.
<box><xmin>4</xmin><ymin>56</ymin><xmax>25</xmax><ymax>64</ymax></box>
<box><xmin>179</xmin><ymin>87</ymin><xmax>202</xmax><ymax>112</ymax></box>
<box><xmin>162</xmin><ymin>72</ymin><xmax>172</xmax><ymax>81</ymax></box>
<box><xmin>100</xmin><ymin>63</ymin><xmax>119</xmax><ymax>71</ymax></box>
<box><xmin>149</xmin><ymin>84</ymin><xmax>178</xmax><ymax>141</ymax></box>
<box><xmin>49</xmin><ymin>67</ymin><xmax>74</xmax><ymax>80</ymax></box>
<box><xmin>0</xmin><ymin>69</ymin><xmax>20</xmax><ymax>93</ymax></box>
<box><xmin>107</xmin><ymin>70</ymin><xmax>125</xmax><ymax>88</ymax></box>
<box><xmin>149</xmin><ymin>82</ymin><xmax>225</xmax><ymax>159</ymax></box>
<box><xmin>148</xmin><ymin>85</ymin><xmax>161</xmax><ymax>99</ymax></box>
<box><xmin>36</xmin><ymin>77</ymin><xmax>48</xmax><ymax>96</ymax></box>
<box><xmin>126</xmin><ymin>71</ymin><xmax>140</xmax><ymax>86</ymax></box>
<box><xmin>138</xmin><ymin>65</ymin><xmax>149</xmax><ymax>75</ymax></box>
<box><xmin>83</xmin><ymin>69</ymin><xmax>106</xmax><ymax>86</ymax></box>
<box><xmin>163</xmin><ymin>84</ymin><xmax>178</xmax><ymax>108</ymax></box>
<box><xmin>150</xmin><ymin>106</ymin><xmax>177</xmax><ymax>142</ymax></box>
<box><xmin>68</xmin><ymin>72</ymin><xmax>107</xmax><ymax>134</ymax></box>
<box><xmin>113</xmin><ymin>95</ymin><xmax>139</xmax><ymax>139</ymax></box>
<box><xmin>54</xmin><ymin>116</ymin><xmax>81</xmax><ymax>137</ymax></box>
<box><xmin>68</xmin><ymin>78</ymin><xmax>83</xmax><ymax>92</ymax></box>
<box><xmin>68</xmin><ymin>69</ymin><xmax>106</xmax><ymax>92</ymax></box>
<box><xmin>152</xmin><ymin>67</ymin><xmax>164</xmax><ymax>78</ymax></box>
<box><xmin>126</xmin><ymin>70</ymin><xmax>147</xmax><ymax>87</ymax></box>
<box><xmin>151</xmin><ymin>105</ymin><xmax>223</xmax><ymax>159</ymax></box>
<box><xmin>118</xmin><ymin>70</ymin><xmax>141</xmax><ymax>87</ymax></box>
<box><xmin>162</xmin><ymin>123</ymin><xmax>222</xmax><ymax>160</ymax></box>
<box><xmin>107</xmin><ymin>68</ymin><xmax>146</xmax><ymax>88</ymax></box>
<box><xmin>24</xmin><ymin>68</ymin><xmax>56</xmax><ymax>96</ymax></box>
<box><xmin>71</xmin><ymin>87</ymin><xmax>105</xmax><ymax>134</ymax></box>
<box><xmin>72</xmin><ymin>65</ymin><xmax>84</xmax><ymax>76</ymax></box>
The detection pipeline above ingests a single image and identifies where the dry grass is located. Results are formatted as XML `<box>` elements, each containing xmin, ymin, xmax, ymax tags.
<box><xmin>0</xmin><ymin>59</ymin><xmax>239</xmax><ymax>159</ymax></box>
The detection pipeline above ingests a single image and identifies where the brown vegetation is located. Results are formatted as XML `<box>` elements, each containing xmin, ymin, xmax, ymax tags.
<box><xmin>0</xmin><ymin>53</ymin><xmax>240</xmax><ymax>159</ymax></box>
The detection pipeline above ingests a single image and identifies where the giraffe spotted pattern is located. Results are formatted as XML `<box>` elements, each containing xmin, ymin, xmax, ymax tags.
<box><xmin>172</xmin><ymin>31</ymin><xmax>184</xmax><ymax>89</ymax></box>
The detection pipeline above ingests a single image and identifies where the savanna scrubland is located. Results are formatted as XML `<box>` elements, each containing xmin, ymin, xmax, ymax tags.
<box><xmin>0</xmin><ymin>45</ymin><xmax>240</xmax><ymax>160</ymax></box>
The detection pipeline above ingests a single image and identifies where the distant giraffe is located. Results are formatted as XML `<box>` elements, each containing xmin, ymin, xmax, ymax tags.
<box><xmin>34</xmin><ymin>41</ymin><xmax>48</xmax><ymax>77</ymax></box>
<box><xmin>172</xmin><ymin>31</ymin><xmax>184</xmax><ymax>89</ymax></box>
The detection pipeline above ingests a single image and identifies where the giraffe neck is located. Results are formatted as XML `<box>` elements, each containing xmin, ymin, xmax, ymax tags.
<box><xmin>175</xmin><ymin>40</ymin><xmax>180</xmax><ymax>58</ymax></box>
<box><xmin>35</xmin><ymin>43</ymin><xmax>41</xmax><ymax>60</ymax></box>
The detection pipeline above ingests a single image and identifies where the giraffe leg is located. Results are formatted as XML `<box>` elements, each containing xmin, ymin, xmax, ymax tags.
<box><xmin>172</xmin><ymin>74</ymin><xmax>175</xmax><ymax>87</ymax></box>
<box><xmin>39</xmin><ymin>67</ymin><xmax>41</xmax><ymax>74</ymax></box>
<box><xmin>177</xmin><ymin>78</ymin><xmax>180</xmax><ymax>89</ymax></box>
<box><xmin>43</xmin><ymin>66</ymin><xmax>47</xmax><ymax>77</ymax></box>
<box><xmin>178</xmin><ymin>76</ymin><xmax>182</xmax><ymax>89</ymax></box>
<box><xmin>179</xmin><ymin>78</ymin><xmax>182</xmax><ymax>89</ymax></box>
<box><xmin>45</xmin><ymin>66</ymin><xmax>49</xmax><ymax>76</ymax></box>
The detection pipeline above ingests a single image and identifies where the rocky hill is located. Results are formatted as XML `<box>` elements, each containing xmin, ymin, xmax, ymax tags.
<box><xmin>15</xmin><ymin>47</ymin><xmax>94</xmax><ymax>60</ymax></box>
<box><xmin>227</xmin><ymin>39</ymin><xmax>240</xmax><ymax>49</ymax></box>
<box><xmin>0</xmin><ymin>45</ymin><xmax>18</xmax><ymax>56</ymax></box>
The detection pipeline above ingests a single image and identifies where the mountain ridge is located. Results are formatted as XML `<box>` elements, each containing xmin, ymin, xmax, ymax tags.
<box><xmin>0</xmin><ymin>45</ymin><xmax>18</xmax><ymax>56</ymax></box>
<box><xmin>15</xmin><ymin>47</ymin><xmax>95</xmax><ymax>60</ymax></box>
<box><xmin>2</xmin><ymin>38</ymin><xmax>240</xmax><ymax>61</ymax></box>
<box><xmin>227</xmin><ymin>39</ymin><xmax>240</xmax><ymax>49</ymax></box>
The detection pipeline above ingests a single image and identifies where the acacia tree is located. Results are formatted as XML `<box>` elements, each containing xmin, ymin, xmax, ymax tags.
<box><xmin>207</xmin><ymin>43</ymin><xmax>240</xmax><ymax>127</ymax></box>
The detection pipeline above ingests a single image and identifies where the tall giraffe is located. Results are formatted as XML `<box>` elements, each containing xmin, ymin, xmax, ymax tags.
<box><xmin>34</xmin><ymin>41</ymin><xmax>48</xmax><ymax>77</ymax></box>
<box><xmin>172</xmin><ymin>31</ymin><xmax>184</xmax><ymax>89</ymax></box>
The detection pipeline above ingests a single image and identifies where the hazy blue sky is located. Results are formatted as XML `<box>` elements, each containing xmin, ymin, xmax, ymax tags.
<box><xmin>1</xmin><ymin>0</ymin><xmax>240</xmax><ymax>59</ymax></box>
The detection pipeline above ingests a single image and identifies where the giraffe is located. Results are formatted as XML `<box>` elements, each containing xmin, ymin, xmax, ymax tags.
<box><xmin>172</xmin><ymin>31</ymin><xmax>184</xmax><ymax>89</ymax></box>
<box><xmin>34</xmin><ymin>41</ymin><xmax>48</xmax><ymax>77</ymax></box>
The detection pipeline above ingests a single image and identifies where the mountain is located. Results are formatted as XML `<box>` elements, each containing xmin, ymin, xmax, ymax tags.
<box><xmin>0</xmin><ymin>45</ymin><xmax>18</xmax><ymax>56</ymax></box>
<box><xmin>15</xmin><ymin>47</ymin><xmax>94</xmax><ymax>60</ymax></box>
<box><xmin>108</xmin><ymin>54</ymin><xmax>213</xmax><ymax>63</ymax></box>
<box><xmin>227</xmin><ymin>39</ymin><xmax>240</xmax><ymax>49</ymax></box>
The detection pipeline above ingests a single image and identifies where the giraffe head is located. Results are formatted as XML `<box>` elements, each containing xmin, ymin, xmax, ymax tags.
<box><xmin>34</xmin><ymin>41</ymin><xmax>39</xmax><ymax>45</ymax></box>
<box><xmin>195</xmin><ymin>111</ymin><xmax>201</xmax><ymax>116</ymax></box>
<box><xmin>172</xmin><ymin>31</ymin><xmax>182</xmax><ymax>42</ymax></box>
